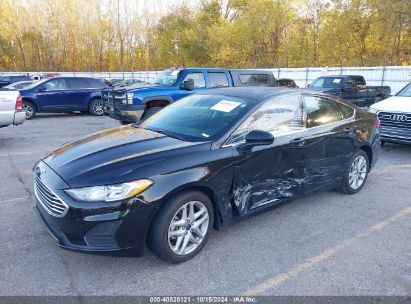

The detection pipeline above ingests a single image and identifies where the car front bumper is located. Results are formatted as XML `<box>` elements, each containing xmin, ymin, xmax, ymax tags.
<box><xmin>34</xmin><ymin>161</ymin><xmax>158</xmax><ymax>256</ymax></box>
<box><xmin>104</xmin><ymin>103</ymin><xmax>145</xmax><ymax>123</ymax></box>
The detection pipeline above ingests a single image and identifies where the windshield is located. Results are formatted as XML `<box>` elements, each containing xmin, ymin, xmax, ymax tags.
<box><xmin>13</xmin><ymin>81</ymin><xmax>34</xmax><ymax>89</ymax></box>
<box><xmin>22</xmin><ymin>79</ymin><xmax>46</xmax><ymax>90</ymax></box>
<box><xmin>152</xmin><ymin>69</ymin><xmax>180</xmax><ymax>86</ymax></box>
<box><xmin>138</xmin><ymin>94</ymin><xmax>253</xmax><ymax>142</ymax></box>
<box><xmin>397</xmin><ymin>83</ymin><xmax>411</xmax><ymax>97</ymax></box>
<box><xmin>311</xmin><ymin>77</ymin><xmax>344</xmax><ymax>89</ymax></box>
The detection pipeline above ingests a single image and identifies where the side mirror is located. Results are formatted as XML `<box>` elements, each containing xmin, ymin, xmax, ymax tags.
<box><xmin>244</xmin><ymin>130</ymin><xmax>274</xmax><ymax>146</ymax></box>
<box><xmin>37</xmin><ymin>85</ymin><xmax>46</xmax><ymax>92</ymax></box>
<box><xmin>307</xmin><ymin>84</ymin><xmax>311</xmax><ymax>87</ymax></box>
<box><xmin>181</xmin><ymin>79</ymin><xmax>194</xmax><ymax>90</ymax></box>
<box><xmin>344</xmin><ymin>84</ymin><xmax>353</xmax><ymax>90</ymax></box>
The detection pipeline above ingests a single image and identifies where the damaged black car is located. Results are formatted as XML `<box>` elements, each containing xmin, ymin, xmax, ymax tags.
<box><xmin>33</xmin><ymin>87</ymin><xmax>381</xmax><ymax>263</ymax></box>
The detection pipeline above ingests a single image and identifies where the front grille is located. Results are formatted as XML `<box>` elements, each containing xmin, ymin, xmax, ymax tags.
<box><xmin>378</xmin><ymin>112</ymin><xmax>411</xmax><ymax>129</ymax></box>
<box><xmin>34</xmin><ymin>177</ymin><xmax>69</xmax><ymax>217</ymax></box>
<box><xmin>378</xmin><ymin>111</ymin><xmax>411</xmax><ymax>141</ymax></box>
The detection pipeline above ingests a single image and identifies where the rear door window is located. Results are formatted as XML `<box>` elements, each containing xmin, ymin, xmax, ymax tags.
<box><xmin>304</xmin><ymin>95</ymin><xmax>343</xmax><ymax>128</ymax></box>
<box><xmin>208</xmin><ymin>72</ymin><xmax>229</xmax><ymax>88</ymax></box>
<box><xmin>67</xmin><ymin>78</ymin><xmax>88</xmax><ymax>89</ymax></box>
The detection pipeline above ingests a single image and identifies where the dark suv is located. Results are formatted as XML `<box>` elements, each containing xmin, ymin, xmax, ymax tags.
<box><xmin>0</xmin><ymin>75</ymin><xmax>32</xmax><ymax>88</ymax></box>
<box><xmin>19</xmin><ymin>77</ymin><xmax>108</xmax><ymax>119</ymax></box>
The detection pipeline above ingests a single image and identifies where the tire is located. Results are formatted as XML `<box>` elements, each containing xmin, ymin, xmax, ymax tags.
<box><xmin>23</xmin><ymin>101</ymin><xmax>36</xmax><ymax>120</ymax></box>
<box><xmin>119</xmin><ymin>119</ymin><xmax>130</xmax><ymax>125</ymax></box>
<box><xmin>147</xmin><ymin>190</ymin><xmax>214</xmax><ymax>263</ymax></box>
<box><xmin>338</xmin><ymin>150</ymin><xmax>369</xmax><ymax>194</ymax></box>
<box><xmin>89</xmin><ymin>99</ymin><xmax>104</xmax><ymax>116</ymax></box>
<box><xmin>142</xmin><ymin>106</ymin><xmax>162</xmax><ymax>120</ymax></box>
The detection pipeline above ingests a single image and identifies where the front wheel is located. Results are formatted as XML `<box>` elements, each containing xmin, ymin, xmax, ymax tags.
<box><xmin>338</xmin><ymin>150</ymin><xmax>369</xmax><ymax>194</ymax></box>
<box><xmin>147</xmin><ymin>190</ymin><xmax>214</xmax><ymax>263</ymax></box>
<box><xmin>89</xmin><ymin>99</ymin><xmax>104</xmax><ymax>116</ymax></box>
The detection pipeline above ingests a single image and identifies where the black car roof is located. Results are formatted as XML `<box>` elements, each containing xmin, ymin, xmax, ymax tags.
<box><xmin>319</xmin><ymin>75</ymin><xmax>363</xmax><ymax>78</ymax></box>
<box><xmin>197</xmin><ymin>87</ymin><xmax>312</xmax><ymax>101</ymax></box>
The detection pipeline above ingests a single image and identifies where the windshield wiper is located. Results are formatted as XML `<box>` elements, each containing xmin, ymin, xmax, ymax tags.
<box><xmin>144</xmin><ymin>127</ymin><xmax>186</xmax><ymax>141</ymax></box>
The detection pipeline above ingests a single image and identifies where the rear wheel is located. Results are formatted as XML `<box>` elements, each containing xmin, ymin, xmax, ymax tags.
<box><xmin>89</xmin><ymin>99</ymin><xmax>104</xmax><ymax>116</ymax></box>
<box><xmin>147</xmin><ymin>190</ymin><xmax>214</xmax><ymax>263</ymax></box>
<box><xmin>338</xmin><ymin>150</ymin><xmax>369</xmax><ymax>194</ymax></box>
<box><xmin>23</xmin><ymin>101</ymin><xmax>36</xmax><ymax>120</ymax></box>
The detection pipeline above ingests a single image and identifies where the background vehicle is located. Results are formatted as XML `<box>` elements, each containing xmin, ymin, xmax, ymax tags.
<box><xmin>102</xmin><ymin>68</ymin><xmax>279</xmax><ymax>124</ymax></box>
<box><xmin>34</xmin><ymin>87</ymin><xmax>380</xmax><ymax>263</ymax></box>
<box><xmin>3</xmin><ymin>80</ymin><xmax>35</xmax><ymax>90</ymax></box>
<box><xmin>0</xmin><ymin>90</ymin><xmax>26</xmax><ymax>128</ymax></box>
<box><xmin>308</xmin><ymin>75</ymin><xmax>390</xmax><ymax>107</ymax></box>
<box><xmin>20</xmin><ymin>77</ymin><xmax>109</xmax><ymax>119</ymax></box>
<box><xmin>0</xmin><ymin>75</ymin><xmax>32</xmax><ymax>88</ymax></box>
<box><xmin>275</xmin><ymin>78</ymin><xmax>298</xmax><ymax>88</ymax></box>
<box><xmin>369</xmin><ymin>81</ymin><xmax>411</xmax><ymax>145</ymax></box>
<box><xmin>113</xmin><ymin>79</ymin><xmax>143</xmax><ymax>88</ymax></box>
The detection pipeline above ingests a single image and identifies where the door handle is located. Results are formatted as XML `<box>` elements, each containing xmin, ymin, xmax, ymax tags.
<box><xmin>343</xmin><ymin>127</ymin><xmax>354</xmax><ymax>134</ymax></box>
<box><xmin>290</xmin><ymin>137</ymin><xmax>304</xmax><ymax>146</ymax></box>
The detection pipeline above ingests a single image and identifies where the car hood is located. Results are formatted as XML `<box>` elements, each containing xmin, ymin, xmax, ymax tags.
<box><xmin>42</xmin><ymin>126</ymin><xmax>204</xmax><ymax>187</ymax></box>
<box><xmin>123</xmin><ymin>83</ymin><xmax>175</xmax><ymax>93</ymax></box>
<box><xmin>370</xmin><ymin>96</ymin><xmax>411</xmax><ymax>113</ymax></box>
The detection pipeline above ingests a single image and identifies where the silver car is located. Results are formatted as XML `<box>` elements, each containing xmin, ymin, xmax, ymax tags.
<box><xmin>0</xmin><ymin>90</ymin><xmax>26</xmax><ymax>128</ymax></box>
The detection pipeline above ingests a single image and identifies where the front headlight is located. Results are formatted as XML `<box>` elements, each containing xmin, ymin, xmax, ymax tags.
<box><xmin>127</xmin><ymin>92</ymin><xmax>134</xmax><ymax>104</ymax></box>
<box><xmin>65</xmin><ymin>179</ymin><xmax>153</xmax><ymax>202</ymax></box>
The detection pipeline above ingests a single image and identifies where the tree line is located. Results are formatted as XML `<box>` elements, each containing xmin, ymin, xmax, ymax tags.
<box><xmin>0</xmin><ymin>0</ymin><xmax>409</xmax><ymax>72</ymax></box>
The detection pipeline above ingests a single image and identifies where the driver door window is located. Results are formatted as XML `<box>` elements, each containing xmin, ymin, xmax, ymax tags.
<box><xmin>230</xmin><ymin>95</ymin><xmax>305</xmax><ymax>144</ymax></box>
<box><xmin>44</xmin><ymin>79</ymin><xmax>68</xmax><ymax>91</ymax></box>
<box><xmin>182</xmin><ymin>73</ymin><xmax>206</xmax><ymax>88</ymax></box>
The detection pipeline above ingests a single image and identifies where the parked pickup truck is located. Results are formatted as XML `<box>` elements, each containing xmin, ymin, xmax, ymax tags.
<box><xmin>0</xmin><ymin>90</ymin><xmax>26</xmax><ymax>128</ymax></box>
<box><xmin>308</xmin><ymin>75</ymin><xmax>390</xmax><ymax>107</ymax></box>
<box><xmin>102</xmin><ymin>68</ymin><xmax>280</xmax><ymax>124</ymax></box>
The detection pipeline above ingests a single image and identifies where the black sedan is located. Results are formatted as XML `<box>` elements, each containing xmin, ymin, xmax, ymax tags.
<box><xmin>33</xmin><ymin>87</ymin><xmax>381</xmax><ymax>263</ymax></box>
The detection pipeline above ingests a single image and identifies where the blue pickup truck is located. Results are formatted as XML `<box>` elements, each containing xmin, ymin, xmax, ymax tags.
<box><xmin>19</xmin><ymin>77</ymin><xmax>108</xmax><ymax>119</ymax></box>
<box><xmin>102</xmin><ymin>68</ymin><xmax>279</xmax><ymax>124</ymax></box>
<box><xmin>308</xmin><ymin>75</ymin><xmax>390</xmax><ymax>107</ymax></box>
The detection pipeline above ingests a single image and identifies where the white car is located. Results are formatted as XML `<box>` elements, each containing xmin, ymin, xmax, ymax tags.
<box><xmin>369</xmin><ymin>82</ymin><xmax>411</xmax><ymax>145</ymax></box>
<box><xmin>0</xmin><ymin>90</ymin><xmax>26</xmax><ymax>128</ymax></box>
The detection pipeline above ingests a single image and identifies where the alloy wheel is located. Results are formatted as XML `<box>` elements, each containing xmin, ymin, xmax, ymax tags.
<box><xmin>168</xmin><ymin>201</ymin><xmax>209</xmax><ymax>256</ymax></box>
<box><xmin>23</xmin><ymin>104</ymin><xmax>33</xmax><ymax>118</ymax></box>
<box><xmin>93</xmin><ymin>101</ymin><xmax>104</xmax><ymax>115</ymax></box>
<box><xmin>348</xmin><ymin>155</ymin><xmax>367</xmax><ymax>189</ymax></box>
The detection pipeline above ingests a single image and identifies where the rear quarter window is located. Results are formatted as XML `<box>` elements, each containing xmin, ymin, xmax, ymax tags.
<box><xmin>338</xmin><ymin>103</ymin><xmax>355</xmax><ymax>119</ymax></box>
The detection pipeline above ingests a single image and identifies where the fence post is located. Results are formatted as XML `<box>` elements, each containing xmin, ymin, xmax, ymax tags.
<box><xmin>305</xmin><ymin>66</ymin><xmax>309</xmax><ymax>87</ymax></box>
<box><xmin>381</xmin><ymin>54</ymin><xmax>387</xmax><ymax>86</ymax></box>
